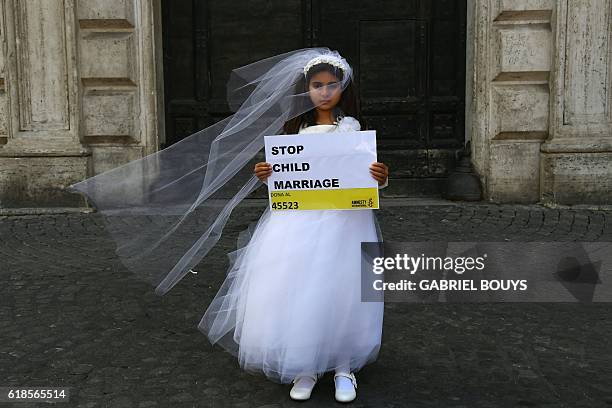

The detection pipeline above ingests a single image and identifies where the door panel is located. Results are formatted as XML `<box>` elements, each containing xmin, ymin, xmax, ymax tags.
<box><xmin>161</xmin><ymin>0</ymin><xmax>305</xmax><ymax>145</ymax></box>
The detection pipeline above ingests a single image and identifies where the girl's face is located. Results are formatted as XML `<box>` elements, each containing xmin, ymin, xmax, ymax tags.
<box><xmin>308</xmin><ymin>71</ymin><xmax>342</xmax><ymax>110</ymax></box>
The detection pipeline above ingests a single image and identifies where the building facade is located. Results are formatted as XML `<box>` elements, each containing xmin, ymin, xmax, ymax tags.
<box><xmin>0</xmin><ymin>0</ymin><xmax>610</xmax><ymax>207</ymax></box>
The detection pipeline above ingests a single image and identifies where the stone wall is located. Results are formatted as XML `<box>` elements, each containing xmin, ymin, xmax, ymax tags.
<box><xmin>470</xmin><ymin>0</ymin><xmax>611</xmax><ymax>204</ymax></box>
<box><xmin>0</xmin><ymin>0</ymin><xmax>163</xmax><ymax>207</ymax></box>
<box><xmin>0</xmin><ymin>0</ymin><xmax>609</xmax><ymax>207</ymax></box>
<box><xmin>541</xmin><ymin>0</ymin><xmax>612</xmax><ymax>204</ymax></box>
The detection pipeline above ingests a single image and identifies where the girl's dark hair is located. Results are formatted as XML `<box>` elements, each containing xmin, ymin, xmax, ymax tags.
<box><xmin>283</xmin><ymin>63</ymin><xmax>363</xmax><ymax>134</ymax></box>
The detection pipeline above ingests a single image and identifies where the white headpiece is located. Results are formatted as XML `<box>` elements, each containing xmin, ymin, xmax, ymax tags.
<box><xmin>303</xmin><ymin>55</ymin><xmax>348</xmax><ymax>76</ymax></box>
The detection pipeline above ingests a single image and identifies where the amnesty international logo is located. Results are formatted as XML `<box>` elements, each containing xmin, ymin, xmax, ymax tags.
<box><xmin>351</xmin><ymin>199</ymin><xmax>368</xmax><ymax>208</ymax></box>
<box><xmin>351</xmin><ymin>197</ymin><xmax>375</xmax><ymax>208</ymax></box>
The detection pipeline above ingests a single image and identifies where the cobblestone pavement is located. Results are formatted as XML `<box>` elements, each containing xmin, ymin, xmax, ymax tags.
<box><xmin>1</xmin><ymin>201</ymin><xmax>612</xmax><ymax>408</ymax></box>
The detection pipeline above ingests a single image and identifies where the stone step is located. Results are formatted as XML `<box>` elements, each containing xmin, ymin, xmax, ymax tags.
<box><xmin>380</xmin><ymin>178</ymin><xmax>448</xmax><ymax>198</ymax></box>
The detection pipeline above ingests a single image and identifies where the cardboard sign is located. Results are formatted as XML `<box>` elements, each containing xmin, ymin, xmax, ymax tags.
<box><xmin>264</xmin><ymin>130</ymin><xmax>379</xmax><ymax>211</ymax></box>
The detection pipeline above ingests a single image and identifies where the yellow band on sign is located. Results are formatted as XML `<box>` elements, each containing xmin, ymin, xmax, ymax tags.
<box><xmin>270</xmin><ymin>187</ymin><xmax>379</xmax><ymax>211</ymax></box>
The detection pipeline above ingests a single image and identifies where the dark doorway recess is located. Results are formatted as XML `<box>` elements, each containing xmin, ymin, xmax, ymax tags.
<box><xmin>161</xmin><ymin>0</ymin><xmax>467</xmax><ymax>196</ymax></box>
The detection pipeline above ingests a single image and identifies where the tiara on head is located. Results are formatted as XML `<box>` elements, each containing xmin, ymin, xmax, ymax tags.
<box><xmin>303</xmin><ymin>55</ymin><xmax>348</xmax><ymax>76</ymax></box>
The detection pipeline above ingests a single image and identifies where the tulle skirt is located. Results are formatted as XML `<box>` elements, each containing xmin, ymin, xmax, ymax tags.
<box><xmin>198</xmin><ymin>206</ymin><xmax>384</xmax><ymax>384</ymax></box>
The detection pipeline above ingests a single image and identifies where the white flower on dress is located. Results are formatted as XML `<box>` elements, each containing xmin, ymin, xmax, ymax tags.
<box><xmin>336</xmin><ymin>116</ymin><xmax>361</xmax><ymax>132</ymax></box>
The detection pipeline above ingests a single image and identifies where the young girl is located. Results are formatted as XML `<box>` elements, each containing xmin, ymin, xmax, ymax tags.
<box><xmin>199</xmin><ymin>53</ymin><xmax>389</xmax><ymax>402</ymax></box>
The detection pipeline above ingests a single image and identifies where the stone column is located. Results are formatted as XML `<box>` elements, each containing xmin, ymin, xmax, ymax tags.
<box><xmin>469</xmin><ymin>0</ymin><xmax>554</xmax><ymax>203</ymax></box>
<box><xmin>541</xmin><ymin>0</ymin><xmax>612</xmax><ymax>204</ymax></box>
<box><xmin>0</xmin><ymin>0</ymin><xmax>89</xmax><ymax>206</ymax></box>
<box><xmin>0</xmin><ymin>0</ymin><xmax>164</xmax><ymax>207</ymax></box>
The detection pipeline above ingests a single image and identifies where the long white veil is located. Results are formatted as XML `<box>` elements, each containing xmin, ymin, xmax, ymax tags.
<box><xmin>67</xmin><ymin>47</ymin><xmax>354</xmax><ymax>296</ymax></box>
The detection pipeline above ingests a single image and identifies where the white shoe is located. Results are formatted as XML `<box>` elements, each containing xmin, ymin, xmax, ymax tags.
<box><xmin>334</xmin><ymin>372</ymin><xmax>357</xmax><ymax>402</ymax></box>
<box><xmin>289</xmin><ymin>373</ymin><xmax>318</xmax><ymax>401</ymax></box>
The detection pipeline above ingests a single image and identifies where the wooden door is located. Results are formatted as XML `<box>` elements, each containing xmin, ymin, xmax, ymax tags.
<box><xmin>161</xmin><ymin>0</ymin><xmax>466</xmax><ymax>196</ymax></box>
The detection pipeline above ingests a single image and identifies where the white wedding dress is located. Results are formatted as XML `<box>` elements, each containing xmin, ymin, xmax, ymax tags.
<box><xmin>198</xmin><ymin>117</ymin><xmax>386</xmax><ymax>384</ymax></box>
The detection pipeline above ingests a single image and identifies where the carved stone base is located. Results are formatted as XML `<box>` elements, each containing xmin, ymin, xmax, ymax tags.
<box><xmin>0</xmin><ymin>154</ymin><xmax>90</xmax><ymax>207</ymax></box>
<box><xmin>540</xmin><ymin>151</ymin><xmax>612</xmax><ymax>205</ymax></box>
<box><xmin>488</xmin><ymin>140</ymin><xmax>542</xmax><ymax>204</ymax></box>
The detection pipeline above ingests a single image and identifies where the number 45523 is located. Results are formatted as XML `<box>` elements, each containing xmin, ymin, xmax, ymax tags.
<box><xmin>271</xmin><ymin>201</ymin><xmax>299</xmax><ymax>210</ymax></box>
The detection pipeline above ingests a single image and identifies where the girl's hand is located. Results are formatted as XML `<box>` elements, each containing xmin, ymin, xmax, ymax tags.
<box><xmin>369</xmin><ymin>162</ymin><xmax>389</xmax><ymax>186</ymax></box>
<box><xmin>254</xmin><ymin>162</ymin><xmax>272</xmax><ymax>182</ymax></box>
